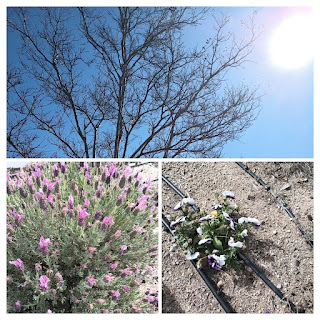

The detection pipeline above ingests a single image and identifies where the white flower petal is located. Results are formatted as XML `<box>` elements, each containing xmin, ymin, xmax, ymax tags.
<box><xmin>238</xmin><ymin>217</ymin><xmax>261</xmax><ymax>226</ymax></box>
<box><xmin>198</xmin><ymin>238</ymin><xmax>212</xmax><ymax>245</ymax></box>
<box><xmin>222</xmin><ymin>191</ymin><xmax>235</xmax><ymax>198</ymax></box>
<box><xmin>228</xmin><ymin>237</ymin><xmax>243</xmax><ymax>248</ymax></box>
<box><xmin>182</xmin><ymin>198</ymin><xmax>195</xmax><ymax>206</ymax></box>
<box><xmin>199</xmin><ymin>215</ymin><xmax>213</xmax><ymax>222</ymax></box>
<box><xmin>173</xmin><ymin>202</ymin><xmax>182</xmax><ymax>211</ymax></box>
<box><xmin>170</xmin><ymin>216</ymin><xmax>186</xmax><ymax>228</ymax></box>
<box><xmin>185</xmin><ymin>251</ymin><xmax>200</xmax><ymax>260</ymax></box>
<box><xmin>196</xmin><ymin>227</ymin><xmax>204</xmax><ymax>235</ymax></box>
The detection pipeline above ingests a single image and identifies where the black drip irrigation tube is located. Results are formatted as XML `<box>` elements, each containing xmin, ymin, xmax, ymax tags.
<box><xmin>162</xmin><ymin>175</ymin><xmax>300</xmax><ymax>313</ymax></box>
<box><xmin>236</xmin><ymin>162</ymin><xmax>313</xmax><ymax>249</ymax></box>
<box><xmin>162</xmin><ymin>214</ymin><xmax>235</xmax><ymax>313</ymax></box>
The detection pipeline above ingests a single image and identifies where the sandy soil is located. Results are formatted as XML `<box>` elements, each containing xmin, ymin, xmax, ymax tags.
<box><xmin>162</xmin><ymin>161</ymin><xmax>313</xmax><ymax>314</ymax></box>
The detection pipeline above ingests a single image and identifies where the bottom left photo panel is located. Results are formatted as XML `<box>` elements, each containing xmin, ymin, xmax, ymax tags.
<box><xmin>6</xmin><ymin>161</ymin><xmax>159</xmax><ymax>314</ymax></box>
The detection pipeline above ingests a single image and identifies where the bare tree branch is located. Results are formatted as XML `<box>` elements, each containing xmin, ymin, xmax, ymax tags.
<box><xmin>7</xmin><ymin>7</ymin><xmax>262</xmax><ymax>158</ymax></box>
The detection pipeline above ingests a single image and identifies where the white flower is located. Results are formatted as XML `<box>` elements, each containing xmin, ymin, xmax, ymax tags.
<box><xmin>238</xmin><ymin>217</ymin><xmax>261</xmax><ymax>226</ymax></box>
<box><xmin>173</xmin><ymin>198</ymin><xmax>195</xmax><ymax>210</ymax></box>
<box><xmin>170</xmin><ymin>216</ymin><xmax>186</xmax><ymax>228</ymax></box>
<box><xmin>222</xmin><ymin>211</ymin><xmax>235</xmax><ymax>230</ymax></box>
<box><xmin>185</xmin><ymin>251</ymin><xmax>200</xmax><ymax>260</ymax></box>
<box><xmin>199</xmin><ymin>215</ymin><xmax>214</xmax><ymax>222</ymax></box>
<box><xmin>241</xmin><ymin>229</ymin><xmax>248</xmax><ymax>238</ymax></box>
<box><xmin>196</xmin><ymin>227</ymin><xmax>204</xmax><ymax>235</ymax></box>
<box><xmin>198</xmin><ymin>238</ymin><xmax>212</xmax><ymax>245</ymax></box>
<box><xmin>228</xmin><ymin>237</ymin><xmax>243</xmax><ymax>248</ymax></box>
<box><xmin>208</xmin><ymin>254</ymin><xmax>226</xmax><ymax>269</ymax></box>
<box><xmin>222</xmin><ymin>191</ymin><xmax>235</xmax><ymax>199</ymax></box>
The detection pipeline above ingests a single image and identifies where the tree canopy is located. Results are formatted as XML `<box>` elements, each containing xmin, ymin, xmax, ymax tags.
<box><xmin>7</xmin><ymin>7</ymin><xmax>262</xmax><ymax>158</ymax></box>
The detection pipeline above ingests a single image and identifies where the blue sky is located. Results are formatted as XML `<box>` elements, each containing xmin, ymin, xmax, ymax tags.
<box><xmin>7</xmin><ymin>6</ymin><xmax>313</xmax><ymax>158</ymax></box>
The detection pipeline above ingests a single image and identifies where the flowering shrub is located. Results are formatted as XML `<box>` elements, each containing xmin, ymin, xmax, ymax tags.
<box><xmin>169</xmin><ymin>191</ymin><xmax>260</xmax><ymax>270</ymax></box>
<box><xmin>7</xmin><ymin>162</ymin><xmax>158</xmax><ymax>313</ymax></box>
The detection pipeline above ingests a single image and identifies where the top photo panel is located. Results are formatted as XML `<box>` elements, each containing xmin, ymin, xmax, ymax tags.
<box><xmin>7</xmin><ymin>7</ymin><xmax>313</xmax><ymax>159</ymax></box>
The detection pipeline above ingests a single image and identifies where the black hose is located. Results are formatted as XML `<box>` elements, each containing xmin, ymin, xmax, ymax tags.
<box><xmin>236</xmin><ymin>162</ymin><xmax>313</xmax><ymax>249</ymax></box>
<box><xmin>238</xmin><ymin>252</ymin><xmax>299</xmax><ymax>313</ymax></box>
<box><xmin>162</xmin><ymin>214</ymin><xmax>236</xmax><ymax>313</ymax></box>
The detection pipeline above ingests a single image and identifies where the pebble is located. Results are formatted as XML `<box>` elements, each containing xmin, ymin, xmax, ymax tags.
<box><xmin>277</xmin><ymin>284</ymin><xmax>282</xmax><ymax>289</ymax></box>
<box><xmin>273</xmin><ymin>230</ymin><xmax>277</xmax><ymax>235</ymax></box>
<box><xmin>170</xmin><ymin>245</ymin><xmax>178</xmax><ymax>252</ymax></box>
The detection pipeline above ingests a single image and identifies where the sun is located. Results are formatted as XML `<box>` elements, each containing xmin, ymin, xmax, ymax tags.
<box><xmin>269</xmin><ymin>12</ymin><xmax>313</xmax><ymax>70</ymax></box>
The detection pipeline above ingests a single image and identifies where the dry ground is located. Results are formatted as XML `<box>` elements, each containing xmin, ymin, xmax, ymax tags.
<box><xmin>162</xmin><ymin>161</ymin><xmax>313</xmax><ymax>314</ymax></box>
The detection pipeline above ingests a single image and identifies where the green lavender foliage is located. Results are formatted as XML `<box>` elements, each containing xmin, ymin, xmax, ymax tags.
<box><xmin>7</xmin><ymin>162</ymin><xmax>158</xmax><ymax>313</ymax></box>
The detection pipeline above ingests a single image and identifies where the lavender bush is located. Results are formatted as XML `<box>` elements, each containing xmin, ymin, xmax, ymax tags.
<box><xmin>7</xmin><ymin>162</ymin><xmax>158</xmax><ymax>313</ymax></box>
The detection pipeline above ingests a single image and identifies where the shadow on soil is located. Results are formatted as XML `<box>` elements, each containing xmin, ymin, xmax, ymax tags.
<box><xmin>162</xmin><ymin>283</ymin><xmax>185</xmax><ymax>313</ymax></box>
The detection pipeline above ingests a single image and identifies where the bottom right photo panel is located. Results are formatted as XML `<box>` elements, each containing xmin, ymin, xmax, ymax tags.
<box><xmin>162</xmin><ymin>161</ymin><xmax>313</xmax><ymax>313</ymax></box>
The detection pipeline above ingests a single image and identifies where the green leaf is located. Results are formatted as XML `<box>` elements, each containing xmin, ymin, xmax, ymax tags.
<box><xmin>213</xmin><ymin>236</ymin><xmax>223</xmax><ymax>251</ymax></box>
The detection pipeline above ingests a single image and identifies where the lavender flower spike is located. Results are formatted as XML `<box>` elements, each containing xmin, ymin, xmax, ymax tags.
<box><xmin>238</xmin><ymin>217</ymin><xmax>261</xmax><ymax>226</ymax></box>
<box><xmin>185</xmin><ymin>251</ymin><xmax>200</xmax><ymax>260</ymax></box>
<box><xmin>228</xmin><ymin>237</ymin><xmax>243</xmax><ymax>248</ymax></box>
<box><xmin>170</xmin><ymin>216</ymin><xmax>186</xmax><ymax>228</ymax></box>
<box><xmin>173</xmin><ymin>198</ymin><xmax>195</xmax><ymax>210</ymax></box>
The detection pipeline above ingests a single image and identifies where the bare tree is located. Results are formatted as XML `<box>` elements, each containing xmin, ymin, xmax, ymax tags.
<box><xmin>7</xmin><ymin>7</ymin><xmax>262</xmax><ymax>158</ymax></box>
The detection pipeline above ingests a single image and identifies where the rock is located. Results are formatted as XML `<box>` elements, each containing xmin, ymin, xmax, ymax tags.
<box><xmin>280</xmin><ymin>183</ymin><xmax>291</xmax><ymax>191</ymax></box>
<box><xmin>170</xmin><ymin>245</ymin><xmax>178</xmax><ymax>252</ymax></box>
<box><xmin>273</xmin><ymin>230</ymin><xmax>277</xmax><ymax>235</ymax></box>
<box><xmin>217</xmin><ymin>280</ymin><xmax>224</xmax><ymax>288</ymax></box>
<box><xmin>277</xmin><ymin>284</ymin><xmax>282</xmax><ymax>289</ymax></box>
<box><xmin>248</xmin><ymin>194</ymin><xmax>255</xmax><ymax>200</ymax></box>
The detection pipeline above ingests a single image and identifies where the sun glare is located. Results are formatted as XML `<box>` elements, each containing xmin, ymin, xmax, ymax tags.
<box><xmin>269</xmin><ymin>13</ymin><xmax>313</xmax><ymax>70</ymax></box>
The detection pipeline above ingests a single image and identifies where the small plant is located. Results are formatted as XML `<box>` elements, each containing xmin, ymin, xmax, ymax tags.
<box><xmin>169</xmin><ymin>191</ymin><xmax>260</xmax><ymax>270</ymax></box>
<box><xmin>7</xmin><ymin>161</ymin><xmax>158</xmax><ymax>313</ymax></box>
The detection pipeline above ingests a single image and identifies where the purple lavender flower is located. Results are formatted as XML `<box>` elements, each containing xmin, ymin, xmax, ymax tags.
<box><xmin>14</xmin><ymin>300</ymin><xmax>21</xmax><ymax>311</ymax></box>
<box><xmin>101</xmin><ymin>216</ymin><xmax>114</xmax><ymax>231</ymax></box>
<box><xmin>112</xmin><ymin>290</ymin><xmax>120</xmax><ymax>300</ymax></box>
<box><xmin>53</xmin><ymin>164</ymin><xmax>59</xmax><ymax>177</ymax></box>
<box><xmin>59</xmin><ymin>161</ymin><xmax>66</xmax><ymax>174</ymax></box>
<box><xmin>8</xmin><ymin>209</ymin><xmax>25</xmax><ymax>228</ymax></box>
<box><xmin>103</xmin><ymin>273</ymin><xmax>115</xmax><ymax>283</ymax></box>
<box><xmin>121</xmin><ymin>267</ymin><xmax>131</xmax><ymax>278</ymax></box>
<box><xmin>68</xmin><ymin>195</ymin><xmax>74</xmax><ymax>209</ymax></box>
<box><xmin>120</xmin><ymin>245</ymin><xmax>127</xmax><ymax>255</ymax></box>
<box><xmin>94</xmin><ymin>209</ymin><xmax>103</xmax><ymax>220</ymax></box>
<box><xmin>78</xmin><ymin>207</ymin><xmax>90</xmax><ymax>227</ymax></box>
<box><xmin>9</xmin><ymin>258</ymin><xmax>25</xmax><ymax>273</ymax></box>
<box><xmin>86</xmin><ymin>275</ymin><xmax>97</xmax><ymax>287</ymax></box>
<box><xmin>96</xmin><ymin>185</ymin><xmax>103</xmax><ymax>198</ymax></box>
<box><xmin>35</xmin><ymin>262</ymin><xmax>42</xmax><ymax>273</ymax></box>
<box><xmin>123</xmin><ymin>285</ymin><xmax>130</xmax><ymax>292</ymax></box>
<box><xmin>39</xmin><ymin>236</ymin><xmax>51</xmax><ymax>254</ymax></box>
<box><xmin>39</xmin><ymin>275</ymin><xmax>50</xmax><ymax>292</ymax></box>
<box><xmin>110</xmin><ymin>263</ymin><xmax>118</xmax><ymax>271</ymax></box>
<box><xmin>109</xmin><ymin>164</ymin><xmax>117</xmax><ymax>177</ymax></box>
